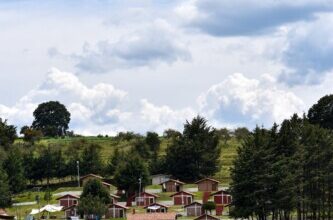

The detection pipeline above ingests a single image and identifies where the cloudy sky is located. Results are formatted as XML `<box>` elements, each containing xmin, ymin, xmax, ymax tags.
<box><xmin>0</xmin><ymin>0</ymin><xmax>333</xmax><ymax>135</ymax></box>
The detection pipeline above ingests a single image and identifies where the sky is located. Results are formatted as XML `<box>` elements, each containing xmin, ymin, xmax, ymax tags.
<box><xmin>0</xmin><ymin>0</ymin><xmax>333</xmax><ymax>135</ymax></box>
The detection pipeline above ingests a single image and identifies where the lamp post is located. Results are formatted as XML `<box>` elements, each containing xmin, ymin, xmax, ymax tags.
<box><xmin>77</xmin><ymin>161</ymin><xmax>80</xmax><ymax>187</ymax></box>
<box><xmin>138</xmin><ymin>177</ymin><xmax>142</xmax><ymax>206</ymax></box>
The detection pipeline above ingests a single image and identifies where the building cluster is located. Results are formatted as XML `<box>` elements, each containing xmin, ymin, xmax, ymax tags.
<box><xmin>57</xmin><ymin>174</ymin><xmax>232</xmax><ymax>220</ymax></box>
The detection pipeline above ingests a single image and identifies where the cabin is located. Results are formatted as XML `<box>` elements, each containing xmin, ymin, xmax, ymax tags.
<box><xmin>80</xmin><ymin>174</ymin><xmax>114</xmax><ymax>190</ymax></box>
<box><xmin>150</xmin><ymin>174</ymin><xmax>171</xmax><ymax>185</ymax></box>
<box><xmin>160</xmin><ymin>179</ymin><xmax>185</xmax><ymax>192</ymax></box>
<box><xmin>105</xmin><ymin>203</ymin><xmax>128</xmax><ymax>219</ymax></box>
<box><xmin>134</xmin><ymin>192</ymin><xmax>159</xmax><ymax>206</ymax></box>
<box><xmin>170</xmin><ymin>191</ymin><xmax>194</xmax><ymax>206</ymax></box>
<box><xmin>144</xmin><ymin>203</ymin><xmax>169</xmax><ymax>213</ymax></box>
<box><xmin>57</xmin><ymin>194</ymin><xmax>80</xmax><ymax>208</ymax></box>
<box><xmin>63</xmin><ymin>205</ymin><xmax>79</xmax><ymax>218</ymax></box>
<box><xmin>110</xmin><ymin>194</ymin><xmax>120</xmax><ymax>204</ymax></box>
<box><xmin>194</xmin><ymin>214</ymin><xmax>219</xmax><ymax>220</ymax></box>
<box><xmin>0</xmin><ymin>209</ymin><xmax>14</xmax><ymax>220</ymax></box>
<box><xmin>210</xmin><ymin>190</ymin><xmax>232</xmax><ymax>205</ymax></box>
<box><xmin>195</xmin><ymin>178</ymin><xmax>219</xmax><ymax>192</ymax></box>
<box><xmin>184</xmin><ymin>202</ymin><xmax>203</xmax><ymax>217</ymax></box>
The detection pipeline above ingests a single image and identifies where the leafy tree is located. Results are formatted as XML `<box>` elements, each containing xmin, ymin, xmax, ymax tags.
<box><xmin>202</xmin><ymin>201</ymin><xmax>216</xmax><ymax>214</ymax></box>
<box><xmin>106</xmin><ymin>148</ymin><xmax>124</xmax><ymax>176</ymax></box>
<box><xmin>80</xmin><ymin>179</ymin><xmax>111</xmax><ymax>204</ymax></box>
<box><xmin>0</xmin><ymin>118</ymin><xmax>17</xmax><ymax>147</ymax></box>
<box><xmin>21</xmin><ymin>127</ymin><xmax>43</xmax><ymax>145</ymax></box>
<box><xmin>113</xmin><ymin>153</ymin><xmax>149</xmax><ymax>195</ymax></box>
<box><xmin>132</xmin><ymin>139</ymin><xmax>150</xmax><ymax>159</ymax></box>
<box><xmin>233</xmin><ymin>127</ymin><xmax>250</xmax><ymax>141</ymax></box>
<box><xmin>217</xmin><ymin>128</ymin><xmax>231</xmax><ymax>145</ymax></box>
<box><xmin>78</xmin><ymin>195</ymin><xmax>107</xmax><ymax>218</ymax></box>
<box><xmin>146</xmin><ymin>132</ymin><xmax>160</xmax><ymax>152</ymax></box>
<box><xmin>308</xmin><ymin>94</ymin><xmax>333</xmax><ymax>129</ymax></box>
<box><xmin>165</xmin><ymin>116</ymin><xmax>220</xmax><ymax>181</ymax></box>
<box><xmin>0</xmin><ymin>166</ymin><xmax>11</xmax><ymax>208</ymax></box>
<box><xmin>32</xmin><ymin>101</ymin><xmax>71</xmax><ymax>137</ymax></box>
<box><xmin>163</xmin><ymin>129</ymin><xmax>182</xmax><ymax>139</ymax></box>
<box><xmin>80</xmin><ymin>144</ymin><xmax>104</xmax><ymax>175</ymax></box>
<box><xmin>3</xmin><ymin>147</ymin><xmax>26</xmax><ymax>193</ymax></box>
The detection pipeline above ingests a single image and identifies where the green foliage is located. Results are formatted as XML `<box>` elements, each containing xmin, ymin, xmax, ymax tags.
<box><xmin>113</xmin><ymin>153</ymin><xmax>149</xmax><ymax>194</ymax></box>
<box><xmin>81</xmin><ymin>179</ymin><xmax>111</xmax><ymax>204</ymax></box>
<box><xmin>233</xmin><ymin>127</ymin><xmax>250</xmax><ymax>141</ymax></box>
<box><xmin>308</xmin><ymin>94</ymin><xmax>333</xmax><ymax>129</ymax></box>
<box><xmin>78</xmin><ymin>194</ymin><xmax>107</xmax><ymax>217</ymax></box>
<box><xmin>80</xmin><ymin>144</ymin><xmax>103</xmax><ymax>175</ymax></box>
<box><xmin>32</xmin><ymin>101</ymin><xmax>71</xmax><ymax>137</ymax></box>
<box><xmin>146</xmin><ymin>132</ymin><xmax>160</xmax><ymax>152</ymax></box>
<box><xmin>165</xmin><ymin>116</ymin><xmax>220</xmax><ymax>181</ymax></box>
<box><xmin>0</xmin><ymin>118</ymin><xmax>17</xmax><ymax>147</ymax></box>
<box><xmin>43</xmin><ymin>190</ymin><xmax>52</xmax><ymax>202</ymax></box>
<box><xmin>163</xmin><ymin>129</ymin><xmax>181</xmax><ymax>139</ymax></box>
<box><xmin>216</xmin><ymin>128</ymin><xmax>231</xmax><ymax>145</ymax></box>
<box><xmin>106</xmin><ymin>148</ymin><xmax>124</xmax><ymax>176</ymax></box>
<box><xmin>202</xmin><ymin>201</ymin><xmax>216</xmax><ymax>214</ymax></box>
<box><xmin>3</xmin><ymin>147</ymin><xmax>26</xmax><ymax>193</ymax></box>
<box><xmin>0</xmin><ymin>166</ymin><xmax>12</xmax><ymax>208</ymax></box>
<box><xmin>20</xmin><ymin>126</ymin><xmax>43</xmax><ymax>145</ymax></box>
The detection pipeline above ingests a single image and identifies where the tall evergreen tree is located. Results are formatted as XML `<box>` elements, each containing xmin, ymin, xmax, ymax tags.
<box><xmin>0</xmin><ymin>166</ymin><xmax>11</xmax><ymax>208</ymax></box>
<box><xmin>80</xmin><ymin>144</ymin><xmax>103</xmax><ymax>175</ymax></box>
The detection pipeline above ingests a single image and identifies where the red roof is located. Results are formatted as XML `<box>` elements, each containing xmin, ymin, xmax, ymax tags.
<box><xmin>170</xmin><ymin>191</ymin><xmax>194</xmax><ymax>197</ymax></box>
<box><xmin>143</xmin><ymin>202</ymin><xmax>169</xmax><ymax>209</ymax></box>
<box><xmin>195</xmin><ymin>177</ymin><xmax>220</xmax><ymax>184</ymax></box>
<box><xmin>184</xmin><ymin>201</ymin><xmax>203</xmax><ymax>208</ymax></box>
<box><xmin>80</xmin><ymin>173</ymin><xmax>103</xmax><ymax>180</ymax></box>
<box><xmin>160</xmin><ymin>179</ymin><xmax>185</xmax><ymax>185</ymax></box>
<box><xmin>210</xmin><ymin>189</ymin><xmax>230</xmax><ymax>196</ymax></box>
<box><xmin>56</xmin><ymin>194</ymin><xmax>80</xmax><ymax>200</ymax></box>
<box><xmin>194</xmin><ymin>214</ymin><xmax>219</xmax><ymax>220</ymax></box>
<box><xmin>137</xmin><ymin>192</ymin><xmax>159</xmax><ymax>198</ymax></box>
<box><xmin>108</xmin><ymin>203</ymin><xmax>128</xmax><ymax>209</ymax></box>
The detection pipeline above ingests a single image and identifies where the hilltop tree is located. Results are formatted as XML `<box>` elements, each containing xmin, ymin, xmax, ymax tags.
<box><xmin>217</xmin><ymin>128</ymin><xmax>231</xmax><ymax>145</ymax></box>
<box><xmin>308</xmin><ymin>94</ymin><xmax>333</xmax><ymax>129</ymax></box>
<box><xmin>20</xmin><ymin>126</ymin><xmax>43</xmax><ymax>145</ymax></box>
<box><xmin>146</xmin><ymin>132</ymin><xmax>160</xmax><ymax>152</ymax></box>
<box><xmin>233</xmin><ymin>127</ymin><xmax>250</xmax><ymax>141</ymax></box>
<box><xmin>165</xmin><ymin>116</ymin><xmax>220</xmax><ymax>181</ymax></box>
<box><xmin>32</xmin><ymin>101</ymin><xmax>71</xmax><ymax>137</ymax></box>
<box><xmin>0</xmin><ymin>118</ymin><xmax>17</xmax><ymax>147</ymax></box>
<box><xmin>80</xmin><ymin>144</ymin><xmax>104</xmax><ymax>175</ymax></box>
<box><xmin>0</xmin><ymin>166</ymin><xmax>11</xmax><ymax>208</ymax></box>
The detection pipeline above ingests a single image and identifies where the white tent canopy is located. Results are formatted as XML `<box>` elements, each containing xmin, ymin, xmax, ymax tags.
<box><xmin>30</xmin><ymin>205</ymin><xmax>63</xmax><ymax>215</ymax></box>
<box><xmin>147</xmin><ymin>205</ymin><xmax>161</xmax><ymax>210</ymax></box>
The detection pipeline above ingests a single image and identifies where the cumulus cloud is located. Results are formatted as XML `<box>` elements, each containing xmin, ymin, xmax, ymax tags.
<box><xmin>74</xmin><ymin>19</ymin><xmax>191</xmax><ymax>74</ymax></box>
<box><xmin>175</xmin><ymin>0</ymin><xmax>332</xmax><ymax>36</ymax></box>
<box><xmin>279</xmin><ymin>14</ymin><xmax>333</xmax><ymax>85</ymax></box>
<box><xmin>198</xmin><ymin>73</ymin><xmax>304</xmax><ymax>127</ymax></box>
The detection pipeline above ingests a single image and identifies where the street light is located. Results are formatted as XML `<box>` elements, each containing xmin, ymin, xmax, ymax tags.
<box><xmin>138</xmin><ymin>177</ymin><xmax>142</xmax><ymax>205</ymax></box>
<box><xmin>76</xmin><ymin>161</ymin><xmax>80</xmax><ymax>187</ymax></box>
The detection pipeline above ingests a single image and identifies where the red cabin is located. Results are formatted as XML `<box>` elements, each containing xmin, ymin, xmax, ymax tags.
<box><xmin>144</xmin><ymin>203</ymin><xmax>169</xmax><ymax>213</ymax></box>
<box><xmin>184</xmin><ymin>202</ymin><xmax>203</xmax><ymax>217</ymax></box>
<box><xmin>63</xmin><ymin>205</ymin><xmax>79</xmax><ymax>218</ymax></box>
<box><xmin>195</xmin><ymin>178</ymin><xmax>219</xmax><ymax>192</ymax></box>
<box><xmin>170</xmin><ymin>191</ymin><xmax>194</xmax><ymax>206</ymax></box>
<box><xmin>105</xmin><ymin>203</ymin><xmax>128</xmax><ymax>219</ymax></box>
<box><xmin>210</xmin><ymin>190</ymin><xmax>232</xmax><ymax>205</ymax></box>
<box><xmin>134</xmin><ymin>192</ymin><xmax>158</xmax><ymax>206</ymax></box>
<box><xmin>160</xmin><ymin>179</ymin><xmax>185</xmax><ymax>192</ymax></box>
<box><xmin>57</xmin><ymin>194</ymin><xmax>80</xmax><ymax>208</ymax></box>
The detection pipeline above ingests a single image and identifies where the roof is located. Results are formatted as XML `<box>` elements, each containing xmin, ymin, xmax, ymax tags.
<box><xmin>210</xmin><ymin>189</ymin><xmax>231</xmax><ymax>196</ymax></box>
<box><xmin>127</xmin><ymin>212</ymin><xmax>176</xmax><ymax>220</ymax></box>
<box><xmin>80</xmin><ymin>174</ymin><xmax>103</xmax><ymax>180</ymax></box>
<box><xmin>194</xmin><ymin>214</ymin><xmax>219</xmax><ymax>220</ymax></box>
<box><xmin>160</xmin><ymin>179</ymin><xmax>185</xmax><ymax>185</ymax></box>
<box><xmin>143</xmin><ymin>202</ymin><xmax>169</xmax><ymax>209</ymax></box>
<box><xmin>0</xmin><ymin>209</ymin><xmax>14</xmax><ymax>219</ymax></box>
<box><xmin>137</xmin><ymin>192</ymin><xmax>159</xmax><ymax>198</ymax></box>
<box><xmin>102</xmin><ymin>181</ymin><xmax>112</xmax><ymax>186</ymax></box>
<box><xmin>184</xmin><ymin>201</ymin><xmax>203</xmax><ymax>208</ymax></box>
<box><xmin>108</xmin><ymin>203</ymin><xmax>128</xmax><ymax>209</ymax></box>
<box><xmin>110</xmin><ymin>193</ymin><xmax>120</xmax><ymax>199</ymax></box>
<box><xmin>170</xmin><ymin>191</ymin><xmax>194</xmax><ymax>197</ymax></box>
<box><xmin>195</xmin><ymin>177</ymin><xmax>220</xmax><ymax>184</ymax></box>
<box><xmin>56</xmin><ymin>194</ymin><xmax>80</xmax><ymax>200</ymax></box>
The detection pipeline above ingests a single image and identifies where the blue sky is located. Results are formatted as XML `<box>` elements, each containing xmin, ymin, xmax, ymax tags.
<box><xmin>0</xmin><ymin>0</ymin><xmax>333</xmax><ymax>135</ymax></box>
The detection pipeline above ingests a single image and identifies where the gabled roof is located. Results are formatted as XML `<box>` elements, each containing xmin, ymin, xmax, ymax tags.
<box><xmin>143</xmin><ymin>202</ymin><xmax>169</xmax><ymax>209</ymax></box>
<box><xmin>194</xmin><ymin>214</ymin><xmax>219</xmax><ymax>220</ymax></box>
<box><xmin>110</xmin><ymin>193</ymin><xmax>120</xmax><ymax>199</ymax></box>
<box><xmin>56</xmin><ymin>194</ymin><xmax>80</xmax><ymax>200</ymax></box>
<box><xmin>184</xmin><ymin>201</ymin><xmax>202</xmax><ymax>208</ymax></box>
<box><xmin>137</xmin><ymin>192</ymin><xmax>159</xmax><ymax>198</ymax></box>
<box><xmin>210</xmin><ymin>189</ymin><xmax>230</xmax><ymax>196</ymax></box>
<box><xmin>170</xmin><ymin>191</ymin><xmax>194</xmax><ymax>197</ymax></box>
<box><xmin>160</xmin><ymin>179</ymin><xmax>185</xmax><ymax>185</ymax></box>
<box><xmin>195</xmin><ymin>177</ymin><xmax>220</xmax><ymax>184</ymax></box>
<box><xmin>80</xmin><ymin>173</ymin><xmax>103</xmax><ymax>180</ymax></box>
<box><xmin>108</xmin><ymin>203</ymin><xmax>128</xmax><ymax>209</ymax></box>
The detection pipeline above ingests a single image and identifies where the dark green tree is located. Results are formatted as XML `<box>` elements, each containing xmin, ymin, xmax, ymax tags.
<box><xmin>145</xmin><ymin>132</ymin><xmax>160</xmax><ymax>152</ymax></box>
<box><xmin>32</xmin><ymin>101</ymin><xmax>71</xmax><ymax>137</ymax></box>
<box><xmin>0</xmin><ymin>118</ymin><xmax>17</xmax><ymax>147</ymax></box>
<box><xmin>78</xmin><ymin>195</ymin><xmax>107</xmax><ymax>218</ymax></box>
<box><xmin>106</xmin><ymin>148</ymin><xmax>124</xmax><ymax>176</ymax></box>
<box><xmin>233</xmin><ymin>127</ymin><xmax>250</xmax><ymax>141</ymax></box>
<box><xmin>80</xmin><ymin>179</ymin><xmax>111</xmax><ymax>204</ymax></box>
<box><xmin>165</xmin><ymin>116</ymin><xmax>220</xmax><ymax>181</ymax></box>
<box><xmin>21</xmin><ymin>127</ymin><xmax>43</xmax><ymax>145</ymax></box>
<box><xmin>202</xmin><ymin>201</ymin><xmax>216</xmax><ymax>214</ymax></box>
<box><xmin>3</xmin><ymin>147</ymin><xmax>26</xmax><ymax>193</ymax></box>
<box><xmin>0</xmin><ymin>166</ymin><xmax>11</xmax><ymax>208</ymax></box>
<box><xmin>217</xmin><ymin>128</ymin><xmax>231</xmax><ymax>145</ymax></box>
<box><xmin>308</xmin><ymin>94</ymin><xmax>333</xmax><ymax>129</ymax></box>
<box><xmin>80</xmin><ymin>144</ymin><xmax>104</xmax><ymax>175</ymax></box>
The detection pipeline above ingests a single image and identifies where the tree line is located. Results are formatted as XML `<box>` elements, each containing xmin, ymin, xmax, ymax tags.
<box><xmin>231</xmin><ymin>95</ymin><xmax>333</xmax><ymax>220</ymax></box>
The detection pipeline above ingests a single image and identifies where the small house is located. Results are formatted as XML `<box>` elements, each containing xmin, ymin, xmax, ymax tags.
<box><xmin>135</xmin><ymin>192</ymin><xmax>159</xmax><ymax>206</ymax></box>
<box><xmin>184</xmin><ymin>202</ymin><xmax>203</xmax><ymax>217</ymax></box>
<box><xmin>144</xmin><ymin>202</ymin><xmax>168</xmax><ymax>213</ymax></box>
<box><xmin>160</xmin><ymin>179</ymin><xmax>185</xmax><ymax>192</ymax></box>
<box><xmin>105</xmin><ymin>203</ymin><xmax>128</xmax><ymax>219</ymax></box>
<box><xmin>80</xmin><ymin>174</ymin><xmax>103</xmax><ymax>186</ymax></box>
<box><xmin>210</xmin><ymin>190</ymin><xmax>232</xmax><ymax>205</ymax></box>
<box><xmin>57</xmin><ymin>194</ymin><xmax>80</xmax><ymax>208</ymax></box>
<box><xmin>195</xmin><ymin>178</ymin><xmax>219</xmax><ymax>192</ymax></box>
<box><xmin>194</xmin><ymin>214</ymin><xmax>219</xmax><ymax>220</ymax></box>
<box><xmin>63</xmin><ymin>205</ymin><xmax>79</xmax><ymax>218</ymax></box>
<box><xmin>170</xmin><ymin>191</ymin><xmax>194</xmax><ymax>206</ymax></box>
<box><xmin>150</xmin><ymin>174</ymin><xmax>171</xmax><ymax>185</ymax></box>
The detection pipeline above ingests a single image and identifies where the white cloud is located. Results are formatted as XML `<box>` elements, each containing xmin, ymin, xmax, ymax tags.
<box><xmin>198</xmin><ymin>73</ymin><xmax>304</xmax><ymax>128</ymax></box>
